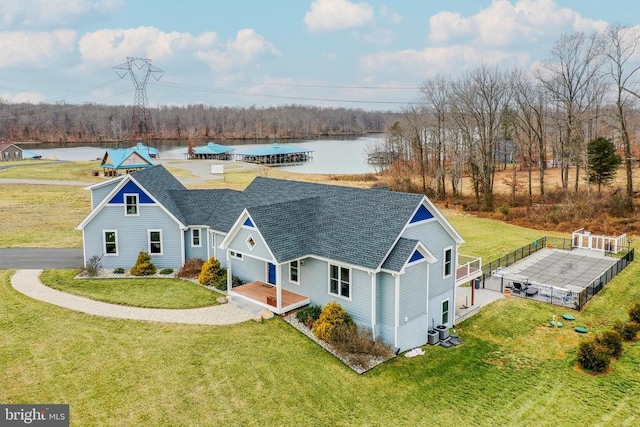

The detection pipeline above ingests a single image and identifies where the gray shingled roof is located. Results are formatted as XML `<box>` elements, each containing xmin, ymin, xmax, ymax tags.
<box><xmin>130</xmin><ymin>165</ymin><xmax>425</xmax><ymax>270</ymax></box>
<box><xmin>381</xmin><ymin>238</ymin><xmax>420</xmax><ymax>272</ymax></box>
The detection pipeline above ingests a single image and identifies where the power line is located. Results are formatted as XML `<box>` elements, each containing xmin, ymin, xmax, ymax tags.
<box><xmin>151</xmin><ymin>81</ymin><xmax>419</xmax><ymax>106</ymax></box>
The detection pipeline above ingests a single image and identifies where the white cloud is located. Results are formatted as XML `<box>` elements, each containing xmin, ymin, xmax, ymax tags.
<box><xmin>0</xmin><ymin>90</ymin><xmax>46</xmax><ymax>103</ymax></box>
<box><xmin>378</xmin><ymin>5</ymin><xmax>402</xmax><ymax>25</ymax></box>
<box><xmin>0</xmin><ymin>30</ymin><xmax>76</xmax><ymax>68</ymax></box>
<box><xmin>196</xmin><ymin>29</ymin><xmax>281</xmax><ymax>73</ymax></box>
<box><xmin>0</xmin><ymin>0</ymin><xmax>123</xmax><ymax>27</ymax></box>
<box><xmin>78</xmin><ymin>27</ymin><xmax>218</xmax><ymax>65</ymax></box>
<box><xmin>304</xmin><ymin>0</ymin><xmax>374</xmax><ymax>32</ymax></box>
<box><xmin>362</xmin><ymin>46</ymin><xmax>530</xmax><ymax>80</ymax></box>
<box><xmin>429</xmin><ymin>0</ymin><xmax>608</xmax><ymax>47</ymax></box>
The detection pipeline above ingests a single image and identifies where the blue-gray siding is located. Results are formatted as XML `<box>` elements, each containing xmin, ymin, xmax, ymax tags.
<box><xmin>185</xmin><ymin>228</ymin><xmax>209</xmax><ymax>261</ymax></box>
<box><xmin>83</xmin><ymin>204</ymin><xmax>183</xmax><ymax>269</ymax></box>
<box><xmin>376</xmin><ymin>272</ymin><xmax>395</xmax><ymax>345</ymax></box>
<box><xmin>402</xmin><ymin>218</ymin><xmax>456</xmax><ymax>297</ymax></box>
<box><xmin>292</xmin><ymin>257</ymin><xmax>372</xmax><ymax>326</ymax></box>
<box><xmin>428</xmin><ymin>288</ymin><xmax>455</xmax><ymax>327</ymax></box>
<box><xmin>91</xmin><ymin>181</ymin><xmax>120</xmax><ymax>209</ymax></box>
<box><xmin>399</xmin><ymin>261</ymin><xmax>428</xmax><ymax>321</ymax></box>
<box><xmin>229</xmin><ymin>227</ymin><xmax>273</xmax><ymax>262</ymax></box>
<box><xmin>229</xmin><ymin>254</ymin><xmax>265</xmax><ymax>283</ymax></box>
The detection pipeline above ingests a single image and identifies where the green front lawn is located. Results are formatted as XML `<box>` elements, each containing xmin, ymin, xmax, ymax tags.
<box><xmin>2</xmin><ymin>265</ymin><xmax>639</xmax><ymax>426</ymax></box>
<box><xmin>40</xmin><ymin>270</ymin><xmax>221</xmax><ymax>309</ymax></box>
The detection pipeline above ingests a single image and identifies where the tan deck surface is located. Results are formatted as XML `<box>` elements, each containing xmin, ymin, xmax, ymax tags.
<box><xmin>232</xmin><ymin>281</ymin><xmax>308</xmax><ymax>307</ymax></box>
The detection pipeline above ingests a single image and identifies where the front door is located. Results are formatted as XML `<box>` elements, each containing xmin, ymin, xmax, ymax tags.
<box><xmin>267</xmin><ymin>262</ymin><xmax>276</xmax><ymax>285</ymax></box>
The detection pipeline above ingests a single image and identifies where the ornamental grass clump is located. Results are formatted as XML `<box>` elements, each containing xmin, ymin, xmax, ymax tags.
<box><xmin>130</xmin><ymin>251</ymin><xmax>156</xmax><ymax>276</ymax></box>
<box><xmin>612</xmin><ymin>320</ymin><xmax>640</xmax><ymax>341</ymax></box>
<box><xmin>198</xmin><ymin>257</ymin><xmax>222</xmax><ymax>287</ymax></box>
<box><xmin>312</xmin><ymin>301</ymin><xmax>352</xmax><ymax>342</ymax></box>
<box><xmin>629</xmin><ymin>301</ymin><xmax>640</xmax><ymax>324</ymax></box>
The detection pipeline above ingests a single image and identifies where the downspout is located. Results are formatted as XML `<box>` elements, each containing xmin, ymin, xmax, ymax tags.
<box><xmin>370</xmin><ymin>271</ymin><xmax>376</xmax><ymax>339</ymax></box>
<box><xmin>180</xmin><ymin>228</ymin><xmax>186</xmax><ymax>267</ymax></box>
<box><xmin>226</xmin><ymin>250</ymin><xmax>232</xmax><ymax>293</ymax></box>
<box><xmin>276</xmin><ymin>263</ymin><xmax>283</xmax><ymax>314</ymax></box>
<box><xmin>394</xmin><ymin>273</ymin><xmax>400</xmax><ymax>350</ymax></box>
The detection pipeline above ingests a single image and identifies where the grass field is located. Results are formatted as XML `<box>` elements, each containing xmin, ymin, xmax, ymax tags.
<box><xmin>39</xmin><ymin>270</ymin><xmax>221</xmax><ymax>309</ymax></box>
<box><xmin>2</xmin><ymin>161</ymin><xmax>640</xmax><ymax>425</ymax></box>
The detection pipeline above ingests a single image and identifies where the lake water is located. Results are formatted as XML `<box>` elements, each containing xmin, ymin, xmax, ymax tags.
<box><xmin>22</xmin><ymin>135</ymin><xmax>386</xmax><ymax>175</ymax></box>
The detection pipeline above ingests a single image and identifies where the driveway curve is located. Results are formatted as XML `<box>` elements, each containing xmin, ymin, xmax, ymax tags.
<box><xmin>11</xmin><ymin>269</ymin><xmax>255</xmax><ymax>325</ymax></box>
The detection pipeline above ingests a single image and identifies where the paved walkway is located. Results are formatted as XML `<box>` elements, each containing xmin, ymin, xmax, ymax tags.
<box><xmin>11</xmin><ymin>269</ymin><xmax>255</xmax><ymax>325</ymax></box>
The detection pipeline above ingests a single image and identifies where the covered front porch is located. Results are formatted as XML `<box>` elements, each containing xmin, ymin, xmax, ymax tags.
<box><xmin>229</xmin><ymin>281</ymin><xmax>310</xmax><ymax>315</ymax></box>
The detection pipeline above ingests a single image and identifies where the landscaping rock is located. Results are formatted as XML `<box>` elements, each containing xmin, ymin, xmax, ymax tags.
<box><xmin>251</xmin><ymin>313</ymin><xmax>263</xmax><ymax>322</ymax></box>
<box><xmin>260</xmin><ymin>309</ymin><xmax>274</xmax><ymax>320</ymax></box>
<box><xmin>216</xmin><ymin>296</ymin><xmax>228</xmax><ymax>304</ymax></box>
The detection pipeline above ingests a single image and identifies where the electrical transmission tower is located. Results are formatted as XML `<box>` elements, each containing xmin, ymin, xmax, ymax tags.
<box><xmin>114</xmin><ymin>57</ymin><xmax>164</xmax><ymax>142</ymax></box>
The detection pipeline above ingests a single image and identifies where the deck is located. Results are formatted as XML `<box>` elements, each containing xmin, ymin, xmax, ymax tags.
<box><xmin>230</xmin><ymin>281</ymin><xmax>310</xmax><ymax>314</ymax></box>
<box><xmin>456</xmin><ymin>254</ymin><xmax>482</xmax><ymax>286</ymax></box>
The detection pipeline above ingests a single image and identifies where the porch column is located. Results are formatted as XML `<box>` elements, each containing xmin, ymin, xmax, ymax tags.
<box><xmin>276</xmin><ymin>263</ymin><xmax>283</xmax><ymax>312</ymax></box>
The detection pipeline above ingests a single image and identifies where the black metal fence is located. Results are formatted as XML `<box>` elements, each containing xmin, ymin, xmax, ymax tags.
<box><xmin>481</xmin><ymin>245</ymin><xmax>634</xmax><ymax>311</ymax></box>
<box><xmin>481</xmin><ymin>236</ymin><xmax>572</xmax><ymax>277</ymax></box>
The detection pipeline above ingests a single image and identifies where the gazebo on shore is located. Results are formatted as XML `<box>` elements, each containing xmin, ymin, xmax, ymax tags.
<box><xmin>235</xmin><ymin>143</ymin><xmax>313</xmax><ymax>166</ymax></box>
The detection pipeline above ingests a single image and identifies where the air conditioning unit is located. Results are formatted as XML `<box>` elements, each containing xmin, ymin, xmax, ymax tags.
<box><xmin>427</xmin><ymin>329</ymin><xmax>439</xmax><ymax>345</ymax></box>
<box><xmin>436</xmin><ymin>325</ymin><xmax>450</xmax><ymax>341</ymax></box>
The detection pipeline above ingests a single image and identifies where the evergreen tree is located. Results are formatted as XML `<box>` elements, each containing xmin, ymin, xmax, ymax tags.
<box><xmin>587</xmin><ymin>137</ymin><xmax>622</xmax><ymax>194</ymax></box>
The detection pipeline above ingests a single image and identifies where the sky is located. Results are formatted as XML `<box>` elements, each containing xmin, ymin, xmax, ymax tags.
<box><xmin>1</xmin><ymin>0</ymin><xmax>639</xmax><ymax>111</ymax></box>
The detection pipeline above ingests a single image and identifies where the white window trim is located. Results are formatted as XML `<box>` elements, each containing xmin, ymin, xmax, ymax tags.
<box><xmin>290</xmin><ymin>260</ymin><xmax>300</xmax><ymax>285</ymax></box>
<box><xmin>245</xmin><ymin>235</ymin><xmax>256</xmax><ymax>251</ymax></box>
<box><xmin>148</xmin><ymin>229</ymin><xmax>163</xmax><ymax>255</ymax></box>
<box><xmin>103</xmin><ymin>229</ymin><xmax>118</xmax><ymax>256</ymax></box>
<box><xmin>124</xmin><ymin>193</ymin><xmax>139</xmax><ymax>216</ymax></box>
<box><xmin>328</xmin><ymin>263</ymin><xmax>352</xmax><ymax>301</ymax></box>
<box><xmin>230</xmin><ymin>250</ymin><xmax>243</xmax><ymax>260</ymax></box>
<box><xmin>191</xmin><ymin>228</ymin><xmax>201</xmax><ymax>247</ymax></box>
<box><xmin>441</xmin><ymin>298</ymin><xmax>450</xmax><ymax>326</ymax></box>
<box><xmin>443</xmin><ymin>246</ymin><xmax>453</xmax><ymax>279</ymax></box>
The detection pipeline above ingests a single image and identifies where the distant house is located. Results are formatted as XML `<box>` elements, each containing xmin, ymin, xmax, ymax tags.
<box><xmin>100</xmin><ymin>145</ymin><xmax>155</xmax><ymax>176</ymax></box>
<box><xmin>0</xmin><ymin>142</ymin><xmax>23</xmax><ymax>161</ymax></box>
<box><xmin>77</xmin><ymin>165</ymin><xmax>481</xmax><ymax>351</ymax></box>
<box><xmin>188</xmin><ymin>142</ymin><xmax>234</xmax><ymax>160</ymax></box>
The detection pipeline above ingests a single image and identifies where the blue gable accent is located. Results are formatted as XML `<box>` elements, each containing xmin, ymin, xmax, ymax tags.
<box><xmin>108</xmin><ymin>181</ymin><xmax>154</xmax><ymax>204</ymax></box>
<box><xmin>408</xmin><ymin>249</ymin><xmax>424</xmax><ymax>263</ymax></box>
<box><xmin>243</xmin><ymin>217</ymin><xmax>254</xmax><ymax>227</ymax></box>
<box><xmin>410</xmin><ymin>204</ymin><xmax>434</xmax><ymax>223</ymax></box>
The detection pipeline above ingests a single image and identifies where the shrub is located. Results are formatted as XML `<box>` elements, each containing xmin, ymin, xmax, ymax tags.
<box><xmin>85</xmin><ymin>255</ymin><xmax>102</xmax><ymax>278</ymax></box>
<box><xmin>177</xmin><ymin>258</ymin><xmax>204</xmax><ymax>279</ymax></box>
<box><xmin>112</xmin><ymin>267</ymin><xmax>125</xmax><ymax>274</ymax></box>
<box><xmin>296</xmin><ymin>305</ymin><xmax>322</xmax><ymax>327</ymax></box>
<box><xmin>312</xmin><ymin>301</ymin><xmax>352</xmax><ymax>342</ymax></box>
<box><xmin>214</xmin><ymin>269</ymin><xmax>228</xmax><ymax>291</ymax></box>
<box><xmin>198</xmin><ymin>257</ymin><xmax>222</xmax><ymax>287</ymax></box>
<box><xmin>159</xmin><ymin>268</ymin><xmax>174</xmax><ymax>275</ymax></box>
<box><xmin>595</xmin><ymin>330</ymin><xmax>624</xmax><ymax>358</ymax></box>
<box><xmin>130</xmin><ymin>251</ymin><xmax>156</xmax><ymax>276</ymax></box>
<box><xmin>232</xmin><ymin>275</ymin><xmax>244</xmax><ymax>288</ymax></box>
<box><xmin>331</xmin><ymin>324</ymin><xmax>394</xmax><ymax>359</ymax></box>
<box><xmin>577</xmin><ymin>338</ymin><xmax>611</xmax><ymax>372</ymax></box>
<box><xmin>612</xmin><ymin>320</ymin><xmax>640</xmax><ymax>341</ymax></box>
<box><xmin>629</xmin><ymin>301</ymin><xmax>640</xmax><ymax>324</ymax></box>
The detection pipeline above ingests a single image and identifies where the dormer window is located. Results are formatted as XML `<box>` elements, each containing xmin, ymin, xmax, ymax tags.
<box><xmin>246</xmin><ymin>235</ymin><xmax>256</xmax><ymax>250</ymax></box>
<box><xmin>125</xmin><ymin>194</ymin><xmax>139</xmax><ymax>216</ymax></box>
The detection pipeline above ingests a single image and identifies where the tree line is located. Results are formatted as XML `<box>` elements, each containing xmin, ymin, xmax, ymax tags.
<box><xmin>0</xmin><ymin>102</ymin><xmax>398</xmax><ymax>143</ymax></box>
<box><xmin>379</xmin><ymin>25</ymin><xmax>640</xmax><ymax>212</ymax></box>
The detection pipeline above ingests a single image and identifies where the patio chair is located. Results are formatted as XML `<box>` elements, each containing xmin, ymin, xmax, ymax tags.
<box><xmin>512</xmin><ymin>281</ymin><xmax>527</xmax><ymax>293</ymax></box>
